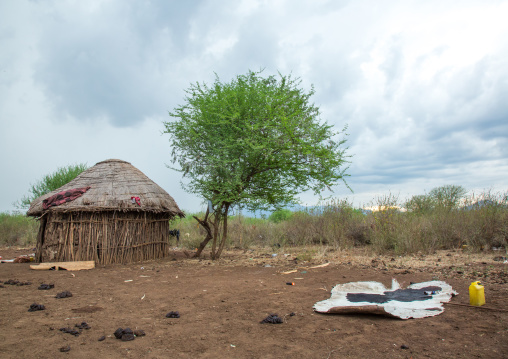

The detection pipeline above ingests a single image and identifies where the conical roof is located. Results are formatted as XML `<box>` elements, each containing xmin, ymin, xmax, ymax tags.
<box><xmin>27</xmin><ymin>159</ymin><xmax>185</xmax><ymax>218</ymax></box>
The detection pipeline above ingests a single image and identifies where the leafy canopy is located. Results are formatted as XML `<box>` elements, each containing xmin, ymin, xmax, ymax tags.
<box><xmin>17</xmin><ymin>163</ymin><xmax>88</xmax><ymax>209</ymax></box>
<box><xmin>269</xmin><ymin>208</ymin><xmax>294</xmax><ymax>223</ymax></box>
<box><xmin>163</xmin><ymin>70</ymin><xmax>349</xmax><ymax>211</ymax></box>
<box><xmin>429</xmin><ymin>185</ymin><xmax>467</xmax><ymax>209</ymax></box>
<box><xmin>405</xmin><ymin>185</ymin><xmax>468</xmax><ymax>214</ymax></box>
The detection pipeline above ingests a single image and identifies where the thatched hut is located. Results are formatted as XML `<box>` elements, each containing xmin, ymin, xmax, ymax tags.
<box><xmin>27</xmin><ymin>159</ymin><xmax>185</xmax><ymax>265</ymax></box>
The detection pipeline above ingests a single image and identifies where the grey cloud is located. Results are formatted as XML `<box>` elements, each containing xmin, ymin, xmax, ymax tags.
<box><xmin>392</xmin><ymin>55</ymin><xmax>508</xmax><ymax>159</ymax></box>
<box><xmin>33</xmin><ymin>1</ymin><xmax>205</xmax><ymax>127</ymax></box>
<box><xmin>2</xmin><ymin>0</ymin><xmax>507</xmax><ymax>213</ymax></box>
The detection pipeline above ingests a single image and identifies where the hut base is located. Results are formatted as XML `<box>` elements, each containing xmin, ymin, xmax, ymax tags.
<box><xmin>37</xmin><ymin>211</ymin><xmax>175</xmax><ymax>265</ymax></box>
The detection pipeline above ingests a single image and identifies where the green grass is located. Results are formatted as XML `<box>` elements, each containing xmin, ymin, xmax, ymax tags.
<box><xmin>0</xmin><ymin>212</ymin><xmax>39</xmax><ymax>247</ymax></box>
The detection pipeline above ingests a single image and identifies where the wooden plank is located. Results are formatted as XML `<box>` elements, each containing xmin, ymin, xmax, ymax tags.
<box><xmin>281</xmin><ymin>269</ymin><xmax>298</xmax><ymax>275</ymax></box>
<box><xmin>309</xmin><ymin>263</ymin><xmax>330</xmax><ymax>269</ymax></box>
<box><xmin>30</xmin><ymin>261</ymin><xmax>95</xmax><ymax>271</ymax></box>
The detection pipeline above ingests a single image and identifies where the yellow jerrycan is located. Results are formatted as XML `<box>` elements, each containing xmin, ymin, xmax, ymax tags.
<box><xmin>469</xmin><ymin>281</ymin><xmax>485</xmax><ymax>306</ymax></box>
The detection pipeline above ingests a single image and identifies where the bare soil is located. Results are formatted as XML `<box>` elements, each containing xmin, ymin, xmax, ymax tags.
<box><xmin>1</xmin><ymin>246</ymin><xmax>507</xmax><ymax>358</ymax></box>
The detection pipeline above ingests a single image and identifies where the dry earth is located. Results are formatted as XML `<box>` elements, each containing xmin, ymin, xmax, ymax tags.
<box><xmin>1</xmin><ymin>246</ymin><xmax>507</xmax><ymax>358</ymax></box>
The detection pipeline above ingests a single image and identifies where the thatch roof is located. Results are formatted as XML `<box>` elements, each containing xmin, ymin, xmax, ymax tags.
<box><xmin>27</xmin><ymin>159</ymin><xmax>185</xmax><ymax>218</ymax></box>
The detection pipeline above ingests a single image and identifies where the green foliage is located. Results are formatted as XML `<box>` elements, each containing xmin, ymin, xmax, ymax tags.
<box><xmin>405</xmin><ymin>185</ymin><xmax>467</xmax><ymax>214</ymax></box>
<box><xmin>163</xmin><ymin>70</ymin><xmax>349</xmax><ymax>259</ymax></box>
<box><xmin>405</xmin><ymin>194</ymin><xmax>435</xmax><ymax>214</ymax></box>
<box><xmin>18</xmin><ymin>163</ymin><xmax>88</xmax><ymax>209</ymax></box>
<box><xmin>269</xmin><ymin>209</ymin><xmax>293</xmax><ymax>223</ymax></box>
<box><xmin>161</xmin><ymin>190</ymin><xmax>507</xmax><ymax>256</ymax></box>
<box><xmin>429</xmin><ymin>184</ymin><xmax>467</xmax><ymax>210</ymax></box>
<box><xmin>163</xmin><ymin>69</ymin><xmax>349</xmax><ymax>212</ymax></box>
<box><xmin>0</xmin><ymin>212</ymin><xmax>38</xmax><ymax>246</ymax></box>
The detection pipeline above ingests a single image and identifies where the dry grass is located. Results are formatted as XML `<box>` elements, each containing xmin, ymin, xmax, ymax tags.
<box><xmin>4</xmin><ymin>190</ymin><xmax>507</xmax><ymax>260</ymax></box>
<box><xmin>175</xmin><ymin>191</ymin><xmax>507</xmax><ymax>256</ymax></box>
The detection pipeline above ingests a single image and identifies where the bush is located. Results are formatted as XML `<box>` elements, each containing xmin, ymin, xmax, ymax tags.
<box><xmin>0</xmin><ymin>212</ymin><xmax>38</xmax><ymax>247</ymax></box>
<box><xmin>429</xmin><ymin>185</ymin><xmax>467</xmax><ymax>210</ymax></box>
<box><xmin>404</xmin><ymin>194</ymin><xmax>435</xmax><ymax>214</ymax></box>
<box><xmin>268</xmin><ymin>209</ymin><xmax>293</xmax><ymax>223</ymax></box>
<box><xmin>163</xmin><ymin>189</ymin><xmax>508</xmax><ymax>255</ymax></box>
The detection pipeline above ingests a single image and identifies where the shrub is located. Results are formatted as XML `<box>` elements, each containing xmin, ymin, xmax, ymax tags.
<box><xmin>268</xmin><ymin>209</ymin><xmax>293</xmax><ymax>223</ymax></box>
<box><xmin>404</xmin><ymin>194</ymin><xmax>435</xmax><ymax>214</ymax></box>
<box><xmin>164</xmin><ymin>190</ymin><xmax>508</xmax><ymax>256</ymax></box>
<box><xmin>0</xmin><ymin>212</ymin><xmax>39</xmax><ymax>246</ymax></box>
<box><xmin>429</xmin><ymin>184</ymin><xmax>467</xmax><ymax>210</ymax></box>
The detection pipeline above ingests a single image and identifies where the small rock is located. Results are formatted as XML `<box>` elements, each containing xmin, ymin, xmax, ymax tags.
<box><xmin>38</xmin><ymin>283</ymin><xmax>54</xmax><ymax>290</ymax></box>
<box><xmin>133</xmin><ymin>329</ymin><xmax>145</xmax><ymax>337</ymax></box>
<box><xmin>75</xmin><ymin>322</ymin><xmax>90</xmax><ymax>330</ymax></box>
<box><xmin>98</xmin><ymin>336</ymin><xmax>106</xmax><ymax>341</ymax></box>
<box><xmin>121</xmin><ymin>333</ymin><xmax>135</xmax><ymax>341</ymax></box>
<box><xmin>166</xmin><ymin>311</ymin><xmax>180</xmax><ymax>318</ymax></box>
<box><xmin>114</xmin><ymin>327</ymin><xmax>139</xmax><ymax>341</ymax></box>
<box><xmin>60</xmin><ymin>327</ymin><xmax>80</xmax><ymax>336</ymax></box>
<box><xmin>260</xmin><ymin>314</ymin><xmax>283</xmax><ymax>324</ymax></box>
<box><xmin>28</xmin><ymin>303</ymin><xmax>45</xmax><ymax>312</ymax></box>
<box><xmin>401</xmin><ymin>344</ymin><xmax>409</xmax><ymax>350</ymax></box>
<box><xmin>114</xmin><ymin>328</ymin><xmax>124</xmax><ymax>339</ymax></box>
<box><xmin>55</xmin><ymin>291</ymin><xmax>73</xmax><ymax>299</ymax></box>
<box><xmin>59</xmin><ymin>345</ymin><xmax>71</xmax><ymax>352</ymax></box>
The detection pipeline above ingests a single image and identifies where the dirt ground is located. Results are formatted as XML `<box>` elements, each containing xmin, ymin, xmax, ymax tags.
<box><xmin>1</xmin><ymin>246</ymin><xmax>507</xmax><ymax>359</ymax></box>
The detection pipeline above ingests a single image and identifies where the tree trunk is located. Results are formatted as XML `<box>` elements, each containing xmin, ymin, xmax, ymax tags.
<box><xmin>215</xmin><ymin>202</ymin><xmax>230</xmax><ymax>259</ymax></box>
<box><xmin>193</xmin><ymin>202</ymin><xmax>230</xmax><ymax>260</ymax></box>
<box><xmin>193</xmin><ymin>208</ymin><xmax>213</xmax><ymax>258</ymax></box>
<box><xmin>210</xmin><ymin>209</ymin><xmax>221</xmax><ymax>260</ymax></box>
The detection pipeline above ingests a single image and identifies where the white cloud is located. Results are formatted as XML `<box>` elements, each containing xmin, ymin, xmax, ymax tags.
<box><xmin>1</xmin><ymin>0</ymin><xmax>507</xmax><ymax>213</ymax></box>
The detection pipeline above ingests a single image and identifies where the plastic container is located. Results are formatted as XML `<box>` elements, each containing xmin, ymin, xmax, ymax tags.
<box><xmin>469</xmin><ymin>281</ymin><xmax>485</xmax><ymax>306</ymax></box>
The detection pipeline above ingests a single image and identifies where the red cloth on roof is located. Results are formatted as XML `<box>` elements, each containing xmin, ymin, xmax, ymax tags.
<box><xmin>42</xmin><ymin>187</ymin><xmax>91</xmax><ymax>210</ymax></box>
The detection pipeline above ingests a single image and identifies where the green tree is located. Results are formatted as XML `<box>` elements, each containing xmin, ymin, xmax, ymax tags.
<box><xmin>269</xmin><ymin>208</ymin><xmax>294</xmax><ymax>223</ymax></box>
<box><xmin>163</xmin><ymin>70</ymin><xmax>349</xmax><ymax>259</ymax></box>
<box><xmin>429</xmin><ymin>185</ymin><xmax>467</xmax><ymax>210</ymax></box>
<box><xmin>17</xmin><ymin>163</ymin><xmax>88</xmax><ymax>209</ymax></box>
<box><xmin>405</xmin><ymin>185</ymin><xmax>468</xmax><ymax>214</ymax></box>
<box><xmin>404</xmin><ymin>194</ymin><xmax>435</xmax><ymax>214</ymax></box>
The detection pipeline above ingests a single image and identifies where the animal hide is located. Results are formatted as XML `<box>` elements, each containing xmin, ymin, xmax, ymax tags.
<box><xmin>314</xmin><ymin>279</ymin><xmax>457</xmax><ymax>319</ymax></box>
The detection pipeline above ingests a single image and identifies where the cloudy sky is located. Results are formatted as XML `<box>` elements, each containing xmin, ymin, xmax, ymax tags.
<box><xmin>1</xmin><ymin>0</ymin><xmax>507</xmax><ymax>214</ymax></box>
